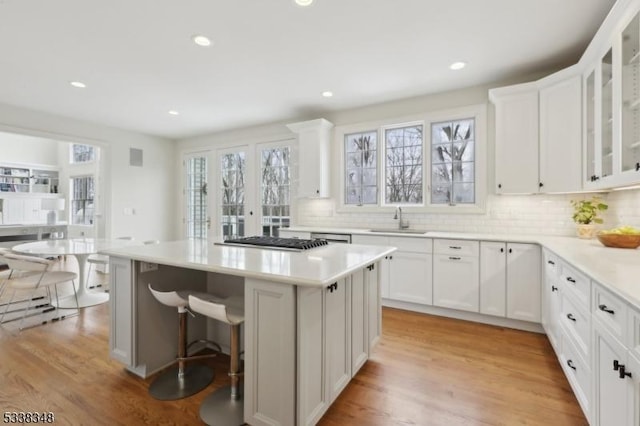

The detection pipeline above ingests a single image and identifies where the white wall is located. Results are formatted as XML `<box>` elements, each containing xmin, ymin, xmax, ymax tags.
<box><xmin>0</xmin><ymin>102</ymin><xmax>177</xmax><ymax>242</ymax></box>
<box><xmin>0</xmin><ymin>132</ymin><xmax>59</xmax><ymax>165</ymax></box>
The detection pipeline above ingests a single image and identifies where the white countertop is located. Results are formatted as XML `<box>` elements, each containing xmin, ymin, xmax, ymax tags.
<box><xmin>284</xmin><ymin>226</ymin><xmax>640</xmax><ymax>310</ymax></box>
<box><xmin>99</xmin><ymin>239</ymin><xmax>396</xmax><ymax>287</ymax></box>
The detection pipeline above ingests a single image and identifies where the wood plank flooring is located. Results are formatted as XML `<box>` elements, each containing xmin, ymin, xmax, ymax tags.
<box><xmin>0</xmin><ymin>258</ymin><xmax>586</xmax><ymax>425</ymax></box>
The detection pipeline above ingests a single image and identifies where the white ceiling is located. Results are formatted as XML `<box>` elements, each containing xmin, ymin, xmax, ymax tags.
<box><xmin>0</xmin><ymin>0</ymin><xmax>617</xmax><ymax>140</ymax></box>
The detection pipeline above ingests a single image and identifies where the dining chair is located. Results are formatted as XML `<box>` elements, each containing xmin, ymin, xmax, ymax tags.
<box><xmin>87</xmin><ymin>236</ymin><xmax>134</xmax><ymax>290</ymax></box>
<box><xmin>0</xmin><ymin>253</ymin><xmax>79</xmax><ymax>331</ymax></box>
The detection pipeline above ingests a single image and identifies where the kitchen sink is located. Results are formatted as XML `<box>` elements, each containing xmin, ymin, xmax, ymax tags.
<box><xmin>368</xmin><ymin>228</ymin><xmax>429</xmax><ymax>235</ymax></box>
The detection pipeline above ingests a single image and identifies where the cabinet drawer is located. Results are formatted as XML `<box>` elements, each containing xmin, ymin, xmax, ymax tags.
<box><xmin>560</xmin><ymin>262</ymin><xmax>590</xmax><ymax>309</ymax></box>
<box><xmin>559</xmin><ymin>295</ymin><xmax>590</xmax><ymax>360</ymax></box>
<box><xmin>560</xmin><ymin>331</ymin><xmax>590</xmax><ymax>415</ymax></box>
<box><xmin>388</xmin><ymin>237</ymin><xmax>432</xmax><ymax>254</ymax></box>
<box><xmin>543</xmin><ymin>250</ymin><xmax>560</xmax><ymax>278</ymax></box>
<box><xmin>433</xmin><ymin>239</ymin><xmax>479</xmax><ymax>257</ymax></box>
<box><xmin>592</xmin><ymin>283</ymin><xmax>628</xmax><ymax>343</ymax></box>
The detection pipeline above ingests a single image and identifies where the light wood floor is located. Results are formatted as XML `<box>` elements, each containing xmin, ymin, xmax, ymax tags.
<box><xmin>0</xmin><ymin>258</ymin><xmax>587</xmax><ymax>425</ymax></box>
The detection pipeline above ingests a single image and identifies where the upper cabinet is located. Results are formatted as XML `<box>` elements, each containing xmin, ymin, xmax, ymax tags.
<box><xmin>286</xmin><ymin>118</ymin><xmax>334</xmax><ymax>198</ymax></box>
<box><xmin>490</xmin><ymin>83</ymin><xmax>540</xmax><ymax>194</ymax></box>
<box><xmin>583</xmin><ymin>0</ymin><xmax>640</xmax><ymax>189</ymax></box>
<box><xmin>490</xmin><ymin>67</ymin><xmax>582</xmax><ymax>194</ymax></box>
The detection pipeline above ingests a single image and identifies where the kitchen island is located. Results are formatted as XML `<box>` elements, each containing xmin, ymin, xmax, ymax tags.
<box><xmin>100</xmin><ymin>238</ymin><xmax>395</xmax><ymax>426</ymax></box>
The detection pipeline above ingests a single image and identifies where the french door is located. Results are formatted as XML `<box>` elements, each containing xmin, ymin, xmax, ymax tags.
<box><xmin>183</xmin><ymin>152</ymin><xmax>211</xmax><ymax>239</ymax></box>
<box><xmin>183</xmin><ymin>139</ymin><xmax>293</xmax><ymax>241</ymax></box>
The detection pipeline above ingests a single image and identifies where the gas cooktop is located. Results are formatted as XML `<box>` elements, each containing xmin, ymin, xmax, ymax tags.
<box><xmin>217</xmin><ymin>236</ymin><xmax>328</xmax><ymax>252</ymax></box>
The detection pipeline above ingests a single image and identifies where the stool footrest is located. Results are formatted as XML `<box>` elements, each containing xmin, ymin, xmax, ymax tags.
<box><xmin>177</xmin><ymin>353</ymin><xmax>217</xmax><ymax>362</ymax></box>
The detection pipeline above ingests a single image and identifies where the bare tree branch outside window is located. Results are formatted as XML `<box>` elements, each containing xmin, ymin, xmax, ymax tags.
<box><xmin>345</xmin><ymin>131</ymin><xmax>377</xmax><ymax>205</ymax></box>
<box><xmin>221</xmin><ymin>152</ymin><xmax>245</xmax><ymax>239</ymax></box>
<box><xmin>431</xmin><ymin>119</ymin><xmax>475</xmax><ymax>204</ymax></box>
<box><xmin>261</xmin><ymin>147</ymin><xmax>290</xmax><ymax>236</ymax></box>
<box><xmin>385</xmin><ymin>125</ymin><xmax>423</xmax><ymax>204</ymax></box>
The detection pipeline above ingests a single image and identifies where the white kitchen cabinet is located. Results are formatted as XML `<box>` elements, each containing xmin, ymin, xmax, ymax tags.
<box><xmin>479</xmin><ymin>242</ymin><xmax>507</xmax><ymax>317</ymax></box>
<box><xmin>365</xmin><ymin>262</ymin><xmax>381</xmax><ymax>353</ymax></box>
<box><xmin>506</xmin><ymin>243</ymin><xmax>541</xmax><ymax>322</ymax></box>
<box><xmin>352</xmin><ymin>234</ymin><xmax>432</xmax><ymax>305</ymax></box>
<box><xmin>542</xmin><ymin>251</ymin><xmax>563</xmax><ymax>351</ymax></box>
<box><xmin>296</xmin><ymin>278</ymin><xmax>352</xmax><ymax>425</ymax></box>
<box><xmin>490</xmin><ymin>82</ymin><xmax>540</xmax><ymax>194</ymax></box>
<box><xmin>433</xmin><ymin>239</ymin><xmax>480</xmax><ymax>313</ymax></box>
<box><xmin>286</xmin><ymin>118</ymin><xmax>334</xmax><ymax>198</ymax></box>
<box><xmin>583</xmin><ymin>5</ymin><xmax>640</xmax><ymax>190</ymax></box>
<box><xmin>593</xmin><ymin>319</ymin><xmax>633</xmax><ymax>426</ymax></box>
<box><xmin>1</xmin><ymin>197</ymin><xmax>44</xmax><ymax>224</ymax></box>
<box><xmin>109</xmin><ymin>256</ymin><xmax>135</xmax><ymax>366</ymax></box>
<box><xmin>538</xmin><ymin>70</ymin><xmax>583</xmax><ymax>193</ymax></box>
<box><xmin>479</xmin><ymin>242</ymin><xmax>541</xmax><ymax>322</ymax></box>
<box><xmin>490</xmin><ymin>68</ymin><xmax>583</xmax><ymax>194</ymax></box>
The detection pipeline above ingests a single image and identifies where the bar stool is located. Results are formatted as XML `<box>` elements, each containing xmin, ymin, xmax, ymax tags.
<box><xmin>147</xmin><ymin>284</ymin><xmax>221</xmax><ymax>401</ymax></box>
<box><xmin>189</xmin><ymin>294</ymin><xmax>245</xmax><ymax>426</ymax></box>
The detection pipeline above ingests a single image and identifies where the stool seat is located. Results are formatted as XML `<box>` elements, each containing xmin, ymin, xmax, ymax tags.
<box><xmin>188</xmin><ymin>294</ymin><xmax>244</xmax><ymax>325</ymax></box>
<box><xmin>189</xmin><ymin>294</ymin><xmax>245</xmax><ymax>426</ymax></box>
<box><xmin>147</xmin><ymin>284</ymin><xmax>217</xmax><ymax>401</ymax></box>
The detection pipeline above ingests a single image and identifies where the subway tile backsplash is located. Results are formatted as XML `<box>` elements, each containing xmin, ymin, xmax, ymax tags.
<box><xmin>296</xmin><ymin>188</ymin><xmax>640</xmax><ymax>236</ymax></box>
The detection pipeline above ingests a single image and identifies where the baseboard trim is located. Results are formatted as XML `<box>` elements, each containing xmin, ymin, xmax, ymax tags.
<box><xmin>382</xmin><ymin>299</ymin><xmax>544</xmax><ymax>333</ymax></box>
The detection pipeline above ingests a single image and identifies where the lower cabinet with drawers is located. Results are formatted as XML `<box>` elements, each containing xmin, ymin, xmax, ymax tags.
<box><xmin>542</xmin><ymin>248</ymin><xmax>640</xmax><ymax>425</ymax></box>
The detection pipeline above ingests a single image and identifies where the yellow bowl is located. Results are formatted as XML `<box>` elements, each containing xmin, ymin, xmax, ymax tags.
<box><xmin>596</xmin><ymin>233</ymin><xmax>640</xmax><ymax>249</ymax></box>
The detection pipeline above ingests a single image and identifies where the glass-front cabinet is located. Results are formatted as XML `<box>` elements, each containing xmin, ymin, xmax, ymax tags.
<box><xmin>584</xmin><ymin>8</ymin><xmax>640</xmax><ymax>189</ymax></box>
<box><xmin>622</xmin><ymin>12</ymin><xmax>640</xmax><ymax>176</ymax></box>
<box><xmin>601</xmin><ymin>48</ymin><xmax>614</xmax><ymax>179</ymax></box>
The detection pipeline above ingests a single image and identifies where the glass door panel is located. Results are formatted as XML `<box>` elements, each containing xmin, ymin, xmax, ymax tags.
<box><xmin>185</xmin><ymin>154</ymin><xmax>208</xmax><ymax>239</ymax></box>
<box><xmin>586</xmin><ymin>71</ymin><xmax>596</xmax><ymax>182</ymax></box>
<box><xmin>622</xmin><ymin>13</ymin><xmax>640</xmax><ymax>173</ymax></box>
<box><xmin>220</xmin><ymin>150</ymin><xmax>246</xmax><ymax>240</ymax></box>
<box><xmin>260</xmin><ymin>144</ymin><xmax>291</xmax><ymax>237</ymax></box>
<box><xmin>601</xmin><ymin>48</ymin><xmax>614</xmax><ymax>178</ymax></box>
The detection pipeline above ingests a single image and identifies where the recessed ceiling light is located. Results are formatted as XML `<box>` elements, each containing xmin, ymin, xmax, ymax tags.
<box><xmin>168</xmin><ymin>110</ymin><xmax>180</xmax><ymax>116</ymax></box>
<box><xmin>70</xmin><ymin>81</ymin><xmax>86</xmax><ymax>88</ymax></box>
<box><xmin>449</xmin><ymin>61</ymin><xmax>466</xmax><ymax>70</ymax></box>
<box><xmin>192</xmin><ymin>35</ymin><xmax>212</xmax><ymax>47</ymax></box>
<box><xmin>295</xmin><ymin>0</ymin><xmax>314</xmax><ymax>6</ymax></box>
<box><xmin>322</xmin><ymin>91</ymin><xmax>333</xmax><ymax>98</ymax></box>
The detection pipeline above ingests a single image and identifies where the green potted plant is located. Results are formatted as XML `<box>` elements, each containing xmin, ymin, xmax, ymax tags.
<box><xmin>571</xmin><ymin>196</ymin><xmax>608</xmax><ymax>239</ymax></box>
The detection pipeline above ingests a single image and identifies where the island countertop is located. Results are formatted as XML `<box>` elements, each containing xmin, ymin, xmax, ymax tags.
<box><xmin>99</xmin><ymin>239</ymin><xmax>395</xmax><ymax>287</ymax></box>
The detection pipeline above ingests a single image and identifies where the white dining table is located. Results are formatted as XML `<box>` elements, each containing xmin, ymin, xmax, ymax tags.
<box><xmin>12</xmin><ymin>238</ymin><xmax>137</xmax><ymax>308</ymax></box>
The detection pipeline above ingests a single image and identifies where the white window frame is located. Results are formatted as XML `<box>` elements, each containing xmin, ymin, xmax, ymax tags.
<box><xmin>336</xmin><ymin>104</ymin><xmax>487</xmax><ymax>213</ymax></box>
<box><xmin>69</xmin><ymin>174</ymin><xmax>95</xmax><ymax>225</ymax></box>
<box><xmin>69</xmin><ymin>144</ymin><xmax>96</xmax><ymax>164</ymax></box>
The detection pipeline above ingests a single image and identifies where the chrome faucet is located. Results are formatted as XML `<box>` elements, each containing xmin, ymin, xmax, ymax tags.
<box><xmin>394</xmin><ymin>207</ymin><xmax>409</xmax><ymax>229</ymax></box>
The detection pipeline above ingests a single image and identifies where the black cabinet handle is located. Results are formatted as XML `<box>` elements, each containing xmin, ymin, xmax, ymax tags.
<box><xmin>599</xmin><ymin>304</ymin><xmax>615</xmax><ymax>315</ymax></box>
<box><xmin>500</xmin><ymin>247</ymin><xmax>504</xmax><ymax>253</ymax></box>
<box><xmin>316</xmin><ymin>189</ymin><xmax>320</xmax><ymax>194</ymax></box>
<box><xmin>620</xmin><ymin>365</ymin><xmax>633</xmax><ymax>379</ymax></box>
<box><xmin>389</xmin><ymin>255</ymin><xmax>393</xmax><ymax>260</ymax></box>
<box><xmin>614</xmin><ymin>360</ymin><xmax>621</xmax><ymax>371</ymax></box>
<box><xmin>547</xmin><ymin>260</ymin><xmax>555</xmax><ymax>265</ymax></box>
<box><xmin>636</xmin><ymin>162</ymin><xmax>640</xmax><ymax>172</ymax></box>
<box><xmin>449</xmin><ymin>246</ymin><xmax>462</xmax><ymax>250</ymax></box>
<box><xmin>367</xmin><ymin>264</ymin><xmax>375</xmax><ymax>271</ymax></box>
<box><xmin>498</xmin><ymin>183</ymin><xmax>502</xmax><ymax>189</ymax></box>
<box><xmin>551</xmin><ymin>285</ymin><xmax>558</xmax><ymax>292</ymax></box>
<box><xmin>566</xmin><ymin>277</ymin><xmax>576</xmax><ymax>283</ymax></box>
<box><xmin>567</xmin><ymin>360</ymin><xmax>576</xmax><ymax>371</ymax></box>
<box><xmin>566</xmin><ymin>313</ymin><xmax>576</xmax><ymax>322</ymax></box>
<box><xmin>508</xmin><ymin>248</ymin><xmax>512</xmax><ymax>254</ymax></box>
<box><xmin>539</xmin><ymin>182</ymin><xmax>544</xmax><ymax>188</ymax></box>
<box><xmin>449</xmin><ymin>256</ymin><xmax>461</xmax><ymax>260</ymax></box>
<box><xmin>327</xmin><ymin>282</ymin><xmax>338</xmax><ymax>293</ymax></box>
<box><xmin>249</xmin><ymin>211</ymin><xmax>253</xmax><ymax>215</ymax></box>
